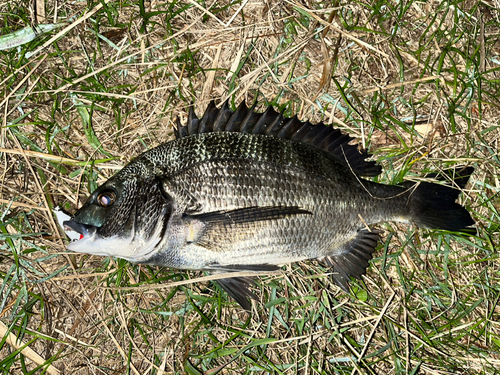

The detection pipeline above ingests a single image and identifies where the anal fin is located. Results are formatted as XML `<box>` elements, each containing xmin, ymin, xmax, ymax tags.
<box><xmin>318</xmin><ymin>229</ymin><xmax>381</xmax><ymax>292</ymax></box>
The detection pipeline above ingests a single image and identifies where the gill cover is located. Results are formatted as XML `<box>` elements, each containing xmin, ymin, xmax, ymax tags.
<box><xmin>65</xmin><ymin>175</ymin><xmax>172</xmax><ymax>261</ymax></box>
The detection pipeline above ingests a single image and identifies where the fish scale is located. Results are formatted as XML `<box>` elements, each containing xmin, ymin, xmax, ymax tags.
<box><xmin>64</xmin><ymin>101</ymin><xmax>475</xmax><ymax>310</ymax></box>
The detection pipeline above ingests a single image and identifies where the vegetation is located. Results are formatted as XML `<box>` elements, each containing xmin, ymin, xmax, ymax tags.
<box><xmin>0</xmin><ymin>0</ymin><xmax>499</xmax><ymax>373</ymax></box>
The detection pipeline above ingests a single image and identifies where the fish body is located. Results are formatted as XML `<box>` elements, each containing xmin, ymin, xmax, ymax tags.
<box><xmin>64</xmin><ymin>101</ymin><xmax>475</xmax><ymax>309</ymax></box>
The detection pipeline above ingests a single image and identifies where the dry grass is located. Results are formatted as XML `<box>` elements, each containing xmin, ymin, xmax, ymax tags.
<box><xmin>1</xmin><ymin>0</ymin><xmax>499</xmax><ymax>374</ymax></box>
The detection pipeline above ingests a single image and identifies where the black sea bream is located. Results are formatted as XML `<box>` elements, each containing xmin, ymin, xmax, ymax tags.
<box><xmin>63</xmin><ymin>101</ymin><xmax>475</xmax><ymax>309</ymax></box>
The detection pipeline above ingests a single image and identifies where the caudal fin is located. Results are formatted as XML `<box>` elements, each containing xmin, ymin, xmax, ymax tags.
<box><xmin>406</xmin><ymin>166</ymin><xmax>475</xmax><ymax>233</ymax></box>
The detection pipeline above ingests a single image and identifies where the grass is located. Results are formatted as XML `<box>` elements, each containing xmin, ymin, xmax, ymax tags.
<box><xmin>0</xmin><ymin>0</ymin><xmax>499</xmax><ymax>373</ymax></box>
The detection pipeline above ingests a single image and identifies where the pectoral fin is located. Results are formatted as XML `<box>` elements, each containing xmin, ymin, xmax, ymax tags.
<box><xmin>185</xmin><ymin>205</ymin><xmax>312</xmax><ymax>225</ymax></box>
<box><xmin>183</xmin><ymin>206</ymin><xmax>312</xmax><ymax>252</ymax></box>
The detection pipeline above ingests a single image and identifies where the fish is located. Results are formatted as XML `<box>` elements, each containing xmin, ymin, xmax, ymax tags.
<box><xmin>62</xmin><ymin>100</ymin><xmax>475</xmax><ymax>310</ymax></box>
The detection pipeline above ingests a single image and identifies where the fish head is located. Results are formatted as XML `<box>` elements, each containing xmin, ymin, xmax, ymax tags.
<box><xmin>64</xmin><ymin>173</ymin><xmax>173</xmax><ymax>262</ymax></box>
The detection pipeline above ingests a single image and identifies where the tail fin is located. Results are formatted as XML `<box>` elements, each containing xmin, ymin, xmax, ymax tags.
<box><xmin>406</xmin><ymin>166</ymin><xmax>475</xmax><ymax>234</ymax></box>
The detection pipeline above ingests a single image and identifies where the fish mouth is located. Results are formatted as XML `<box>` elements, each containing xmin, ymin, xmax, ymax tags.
<box><xmin>63</xmin><ymin>220</ymin><xmax>97</xmax><ymax>239</ymax></box>
<box><xmin>63</xmin><ymin>205</ymin><xmax>167</xmax><ymax>261</ymax></box>
<box><xmin>65</xmin><ymin>220</ymin><xmax>104</xmax><ymax>254</ymax></box>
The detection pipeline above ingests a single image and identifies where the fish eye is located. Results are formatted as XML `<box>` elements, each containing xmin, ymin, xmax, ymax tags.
<box><xmin>97</xmin><ymin>191</ymin><xmax>116</xmax><ymax>207</ymax></box>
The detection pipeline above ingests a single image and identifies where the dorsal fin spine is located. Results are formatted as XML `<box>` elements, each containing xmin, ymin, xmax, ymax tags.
<box><xmin>276</xmin><ymin>116</ymin><xmax>301</xmax><ymax>139</ymax></box>
<box><xmin>174</xmin><ymin>117</ymin><xmax>182</xmax><ymax>138</ymax></box>
<box><xmin>225</xmin><ymin>102</ymin><xmax>250</xmax><ymax>132</ymax></box>
<box><xmin>198</xmin><ymin>100</ymin><xmax>217</xmax><ymax>133</ymax></box>
<box><xmin>236</xmin><ymin>103</ymin><xmax>259</xmax><ymax>133</ymax></box>
<box><xmin>249</xmin><ymin>106</ymin><xmax>278</xmax><ymax>134</ymax></box>
<box><xmin>187</xmin><ymin>106</ymin><xmax>199</xmax><ymax>136</ymax></box>
<box><xmin>264</xmin><ymin>112</ymin><xmax>284</xmax><ymax>136</ymax></box>
<box><xmin>174</xmin><ymin>100</ymin><xmax>382</xmax><ymax>177</ymax></box>
<box><xmin>213</xmin><ymin>100</ymin><xmax>232</xmax><ymax>132</ymax></box>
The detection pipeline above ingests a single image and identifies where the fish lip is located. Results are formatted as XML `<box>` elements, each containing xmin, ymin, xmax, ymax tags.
<box><xmin>63</xmin><ymin>220</ymin><xmax>96</xmax><ymax>237</ymax></box>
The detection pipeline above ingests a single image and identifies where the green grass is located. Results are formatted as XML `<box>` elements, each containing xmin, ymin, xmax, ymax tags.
<box><xmin>1</xmin><ymin>0</ymin><xmax>499</xmax><ymax>374</ymax></box>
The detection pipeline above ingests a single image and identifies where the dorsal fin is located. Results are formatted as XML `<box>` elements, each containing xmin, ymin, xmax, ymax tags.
<box><xmin>174</xmin><ymin>100</ymin><xmax>381</xmax><ymax>177</ymax></box>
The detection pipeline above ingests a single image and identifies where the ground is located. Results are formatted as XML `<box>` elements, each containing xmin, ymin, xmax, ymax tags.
<box><xmin>0</xmin><ymin>0</ymin><xmax>499</xmax><ymax>374</ymax></box>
